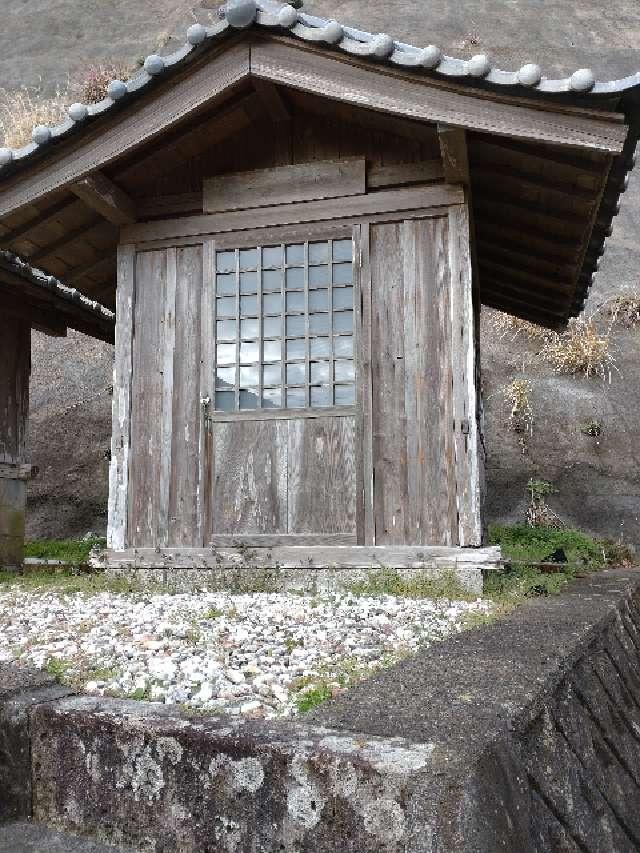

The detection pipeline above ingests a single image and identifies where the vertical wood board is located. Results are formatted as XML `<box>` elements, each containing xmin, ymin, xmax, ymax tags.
<box><xmin>0</xmin><ymin>316</ymin><xmax>30</xmax><ymax>465</ymax></box>
<box><xmin>107</xmin><ymin>245</ymin><xmax>135</xmax><ymax>550</ymax></box>
<box><xmin>169</xmin><ymin>245</ymin><xmax>203</xmax><ymax>545</ymax></box>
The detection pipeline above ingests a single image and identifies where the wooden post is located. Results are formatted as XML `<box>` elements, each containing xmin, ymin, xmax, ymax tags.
<box><xmin>0</xmin><ymin>314</ymin><xmax>31</xmax><ymax>569</ymax></box>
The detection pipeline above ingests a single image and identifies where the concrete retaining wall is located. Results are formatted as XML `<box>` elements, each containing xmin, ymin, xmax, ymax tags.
<box><xmin>2</xmin><ymin>569</ymin><xmax>640</xmax><ymax>852</ymax></box>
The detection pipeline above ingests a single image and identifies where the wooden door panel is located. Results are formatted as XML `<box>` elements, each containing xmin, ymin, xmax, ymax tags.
<box><xmin>287</xmin><ymin>415</ymin><xmax>357</xmax><ymax>536</ymax></box>
<box><xmin>210</xmin><ymin>420</ymin><xmax>288</xmax><ymax>536</ymax></box>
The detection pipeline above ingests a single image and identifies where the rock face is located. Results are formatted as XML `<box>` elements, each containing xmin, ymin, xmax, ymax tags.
<box><xmin>0</xmin><ymin>0</ymin><xmax>637</xmax><ymax>542</ymax></box>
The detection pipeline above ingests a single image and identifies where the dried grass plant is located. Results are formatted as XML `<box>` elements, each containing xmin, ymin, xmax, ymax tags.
<box><xmin>604</xmin><ymin>289</ymin><xmax>640</xmax><ymax>328</ymax></box>
<box><xmin>489</xmin><ymin>310</ymin><xmax>549</xmax><ymax>342</ymax></box>
<box><xmin>0</xmin><ymin>86</ymin><xmax>68</xmax><ymax>148</ymax></box>
<box><xmin>539</xmin><ymin>316</ymin><xmax>616</xmax><ymax>380</ymax></box>
<box><xmin>72</xmin><ymin>62</ymin><xmax>133</xmax><ymax>105</ymax></box>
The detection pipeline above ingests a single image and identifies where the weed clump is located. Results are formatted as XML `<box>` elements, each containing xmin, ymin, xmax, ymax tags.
<box><xmin>347</xmin><ymin>568</ymin><xmax>474</xmax><ymax>601</ymax></box>
<box><xmin>73</xmin><ymin>62</ymin><xmax>132</xmax><ymax>104</ymax></box>
<box><xmin>539</xmin><ymin>317</ymin><xmax>615</xmax><ymax>380</ymax></box>
<box><xmin>0</xmin><ymin>86</ymin><xmax>68</xmax><ymax>148</ymax></box>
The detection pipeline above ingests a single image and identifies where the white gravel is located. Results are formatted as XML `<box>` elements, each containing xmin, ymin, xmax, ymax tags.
<box><xmin>0</xmin><ymin>588</ymin><xmax>492</xmax><ymax>718</ymax></box>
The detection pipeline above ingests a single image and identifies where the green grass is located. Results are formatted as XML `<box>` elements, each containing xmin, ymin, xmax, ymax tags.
<box><xmin>0</xmin><ymin>567</ymin><xmax>132</xmax><ymax>595</ymax></box>
<box><xmin>347</xmin><ymin>568</ymin><xmax>474</xmax><ymax>600</ymax></box>
<box><xmin>486</xmin><ymin>524</ymin><xmax>635</xmax><ymax>603</ymax></box>
<box><xmin>293</xmin><ymin>683</ymin><xmax>333</xmax><ymax>713</ymax></box>
<box><xmin>24</xmin><ymin>537</ymin><xmax>106</xmax><ymax>563</ymax></box>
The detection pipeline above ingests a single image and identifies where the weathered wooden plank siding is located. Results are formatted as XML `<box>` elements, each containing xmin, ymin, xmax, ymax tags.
<box><xmin>128</xmin><ymin>250</ymin><xmax>167</xmax><ymax>547</ymax></box>
<box><xmin>107</xmin><ymin>246</ymin><xmax>135</xmax><ymax>550</ymax></box>
<box><xmin>168</xmin><ymin>246</ymin><xmax>203</xmax><ymax>545</ymax></box>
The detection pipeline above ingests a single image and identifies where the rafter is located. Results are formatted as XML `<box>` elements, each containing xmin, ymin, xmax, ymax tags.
<box><xmin>27</xmin><ymin>216</ymin><xmax>103</xmax><ymax>263</ymax></box>
<box><xmin>71</xmin><ymin>172</ymin><xmax>137</xmax><ymax>226</ymax></box>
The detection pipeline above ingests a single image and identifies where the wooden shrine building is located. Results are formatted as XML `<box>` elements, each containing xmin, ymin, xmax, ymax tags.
<box><xmin>0</xmin><ymin>0</ymin><xmax>637</xmax><ymax>574</ymax></box>
<box><xmin>0</xmin><ymin>254</ymin><xmax>114</xmax><ymax>568</ymax></box>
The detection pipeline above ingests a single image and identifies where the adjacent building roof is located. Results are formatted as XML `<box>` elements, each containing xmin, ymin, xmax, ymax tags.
<box><xmin>0</xmin><ymin>251</ymin><xmax>114</xmax><ymax>341</ymax></box>
<box><xmin>0</xmin><ymin>0</ymin><xmax>637</xmax><ymax>326</ymax></box>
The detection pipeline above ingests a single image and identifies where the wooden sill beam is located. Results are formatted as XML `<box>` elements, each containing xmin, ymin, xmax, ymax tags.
<box><xmin>71</xmin><ymin>172</ymin><xmax>137</xmax><ymax>226</ymax></box>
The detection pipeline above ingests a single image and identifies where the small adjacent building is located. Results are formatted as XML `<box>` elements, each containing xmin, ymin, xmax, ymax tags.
<box><xmin>0</xmin><ymin>253</ymin><xmax>114</xmax><ymax>567</ymax></box>
<box><xmin>0</xmin><ymin>0</ymin><xmax>637</xmax><ymax>574</ymax></box>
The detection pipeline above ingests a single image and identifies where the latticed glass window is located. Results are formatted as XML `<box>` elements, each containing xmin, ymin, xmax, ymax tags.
<box><xmin>213</xmin><ymin>238</ymin><xmax>355</xmax><ymax>411</ymax></box>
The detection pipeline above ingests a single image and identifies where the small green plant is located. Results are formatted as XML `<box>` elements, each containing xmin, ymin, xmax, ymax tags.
<box><xmin>526</xmin><ymin>479</ymin><xmax>562</xmax><ymax>528</ymax></box>
<box><xmin>347</xmin><ymin>568</ymin><xmax>474</xmax><ymax>600</ymax></box>
<box><xmin>203</xmin><ymin>607</ymin><xmax>223</xmax><ymax>620</ymax></box>
<box><xmin>293</xmin><ymin>683</ymin><xmax>332</xmax><ymax>713</ymax></box>
<box><xmin>580</xmin><ymin>419</ymin><xmax>603</xmax><ymax>438</ymax></box>
<box><xmin>44</xmin><ymin>657</ymin><xmax>73</xmax><ymax>683</ymax></box>
<box><xmin>128</xmin><ymin>686</ymin><xmax>152</xmax><ymax>702</ymax></box>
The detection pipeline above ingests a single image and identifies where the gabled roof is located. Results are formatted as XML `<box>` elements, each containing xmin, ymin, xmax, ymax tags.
<box><xmin>0</xmin><ymin>0</ymin><xmax>639</xmax><ymax>176</ymax></box>
<box><xmin>0</xmin><ymin>251</ymin><xmax>114</xmax><ymax>341</ymax></box>
<box><xmin>0</xmin><ymin>0</ymin><xmax>637</xmax><ymax>327</ymax></box>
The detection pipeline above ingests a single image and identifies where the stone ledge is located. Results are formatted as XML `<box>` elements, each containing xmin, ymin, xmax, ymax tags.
<box><xmin>1</xmin><ymin>568</ymin><xmax>640</xmax><ymax>852</ymax></box>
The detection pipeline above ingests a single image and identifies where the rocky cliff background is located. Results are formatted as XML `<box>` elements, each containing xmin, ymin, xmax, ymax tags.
<box><xmin>3</xmin><ymin>0</ymin><xmax>638</xmax><ymax>544</ymax></box>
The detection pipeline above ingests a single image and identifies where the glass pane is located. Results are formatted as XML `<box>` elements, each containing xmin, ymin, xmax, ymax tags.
<box><xmin>310</xmin><ymin>361</ymin><xmax>330</xmax><ymax>383</ymax></box>
<box><xmin>262</xmin><ymin>246</ymin><xmax>283</xmax><ymax>269</ymax></box>
<box><xmin>333</xmin><ymin>286</ymin><xmax>353</xmax><ymax>310</ymax></box>
<box><xmin>217</xmin><ymin>319</ymin><xmax>236</xmax><ymax>341</ymax></box>
<box><xmin>263</xmin><ymin>339</ymin><xmax>281</xmax><ymax>360</ymax></box>
<box><xmin>286</xmin><ymin>292</ymin><xmax>304</xmax><ymax>313</ymax></box>
<box><xmin>335</xmin><ymin>384</ymin><xmax>355</xmax><ymax>405</ymax></box>
<box><xmin>335</xmin><ymin>360</ymin><xmax>355</xmax><ymax>381</ymax></box>
<box><xmin>309</xmin><ymin>242</ymin><xmax>329</xmax><ymax>265</ymax></box>
<box><xmin>334</xmin><ymin>311</ymin><xmax>353</xmax><ymax>333</ymax></box>
<box><xmin>334</xmin><ymin>335</ymin><xmax>353</xmax><ymax>358</ymax></box>
<box><xmin>262</xmin><ymin>269</ymin><xmax>282</xmax><ymax>292</ymax></box>
<box><xmin>216</xmin><ymin>296</ymin><xmax>236</xmax><ymax>318</ymax></box>
<box><xmin>262</xmin><ymin>364</ymin><xmax>281</xmax><ymax>385</ymax></box>
<box><xmin>286</xmin><ymin>363</ymin><xmax>305</xmax><ymax>384</ymax></box>
<box><xmin>263</xmin><ymin>293</ymin><xmax>282</xmax><ymax>314</ymax></box>
<box><xmin>216</xmin><ymin>273</ymin><xmax>236</xmax><ymax>296</ymax></box>
<box><xmin>215</xmin><ymin>391</ymin><xmax>235</xmax><ymax>411</ymax></box>
<box><xmin>241</xmin><ymin>318</ymin><xmax>259</xmax><ymax>338</ymax></box>
<box><xmin>309</xmin><ymin>313</ymin><xmax>329</xmax><ymax>334</ymax></box>
<box><xmin>286</xmin><ymin>339</ymin><xmax>305</xmax><ymax>360</ymax></box>
<box><xmin>239</xmin><ymin>389</ymin><xmax>259</xmax><ymax>410</ymax></box>
<box><xmin>286</xmin><ymin>315</ymin><xmax>305</xmax><ymax>336</ymax></box>
<box><xmin>286</xmin><ymin>244</ymin><xmax>304</xmax><ymax>265</ymax></box>
<box><xmin>240</xmin><ymin>341</ymin><xmax>259</xmax><ymax>363</ymax></box>
<box><xmin>239</xmin><ymin>248</ymin><xmax>258</xmax><ymax>270</ymax></box>
<box><xmin>262</xmin><ymin>388</ymin><xmax>282</xmax><ymax>409</ymax></box>
<box><xmin>263</xmin><ymin>317</ymin><xmax>281</xmax><ymax>337</ymax></box>
<box><xmin>216</xmin><ymin>367</ymin><xmax>236</xmax><ymax>388</ymax></box>
<box><xmin>333</xmin><ymin>262</ymin><xmax>352</xmax><ymax>285</ymax></box>
<box><xmin>216</xmin><ymin>251</ymin><xmax>235</xmax><ymax>273</ymax></box>
<box><xmin>240</xmin><ymin>365</ymin><xmax>258</xmax><ymax>385</ymax></box>
<box><xmin>310</xmin><ymin>386</ymin><xmax>332</xmax><ymax>407</ymax></box>
<box><xmin>240</xmin><ymin>271</ymin><xmax>257</xmax><ymax>294</ymax></box>
<box><xmin>286</xmin><ymin>267</ymin><xmax>304</xmax><ymax>289</ymax></box>
<box><xmin>286</xmin><ymin>388</ymin><xmax>305</xmax><ymax>408</ymax></box>
<box><xmin>240</xmin><ymin>295</ymin><xmax>257</xmax><ymax>316</ymax></box>
<box><xmin>310</xmin><ymin>337</ymin><xmax>330</xmax><ymax>358</ymax></box>
<box><xmin>216</xmin><ymin>343</ymin><xmax>236</xmax><ymax>365</ymax></box>
<box><xmin>333</xmin><ymin>239</ymin><xmax>352</xmax><ymax>262</ymax></box>
<box><xmin>308</xmin><ymin>289</ymin><xmax>328</xmax><ymax>312</ymax></box>
<box><xmin>309</xmin><ymin>265</ymin><xmax>329</xmax><ymax>288</ymax></box>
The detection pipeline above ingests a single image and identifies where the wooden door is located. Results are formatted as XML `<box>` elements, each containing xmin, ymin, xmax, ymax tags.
<box><xmin>201</xmin><ymin>228</ymin><xmax>361</xmax><ymax>545</ymax></box>
<box><xmin>363</xmin><ymin>207</ymin><xmax>482</xmax><ymax>547</ymax></box>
